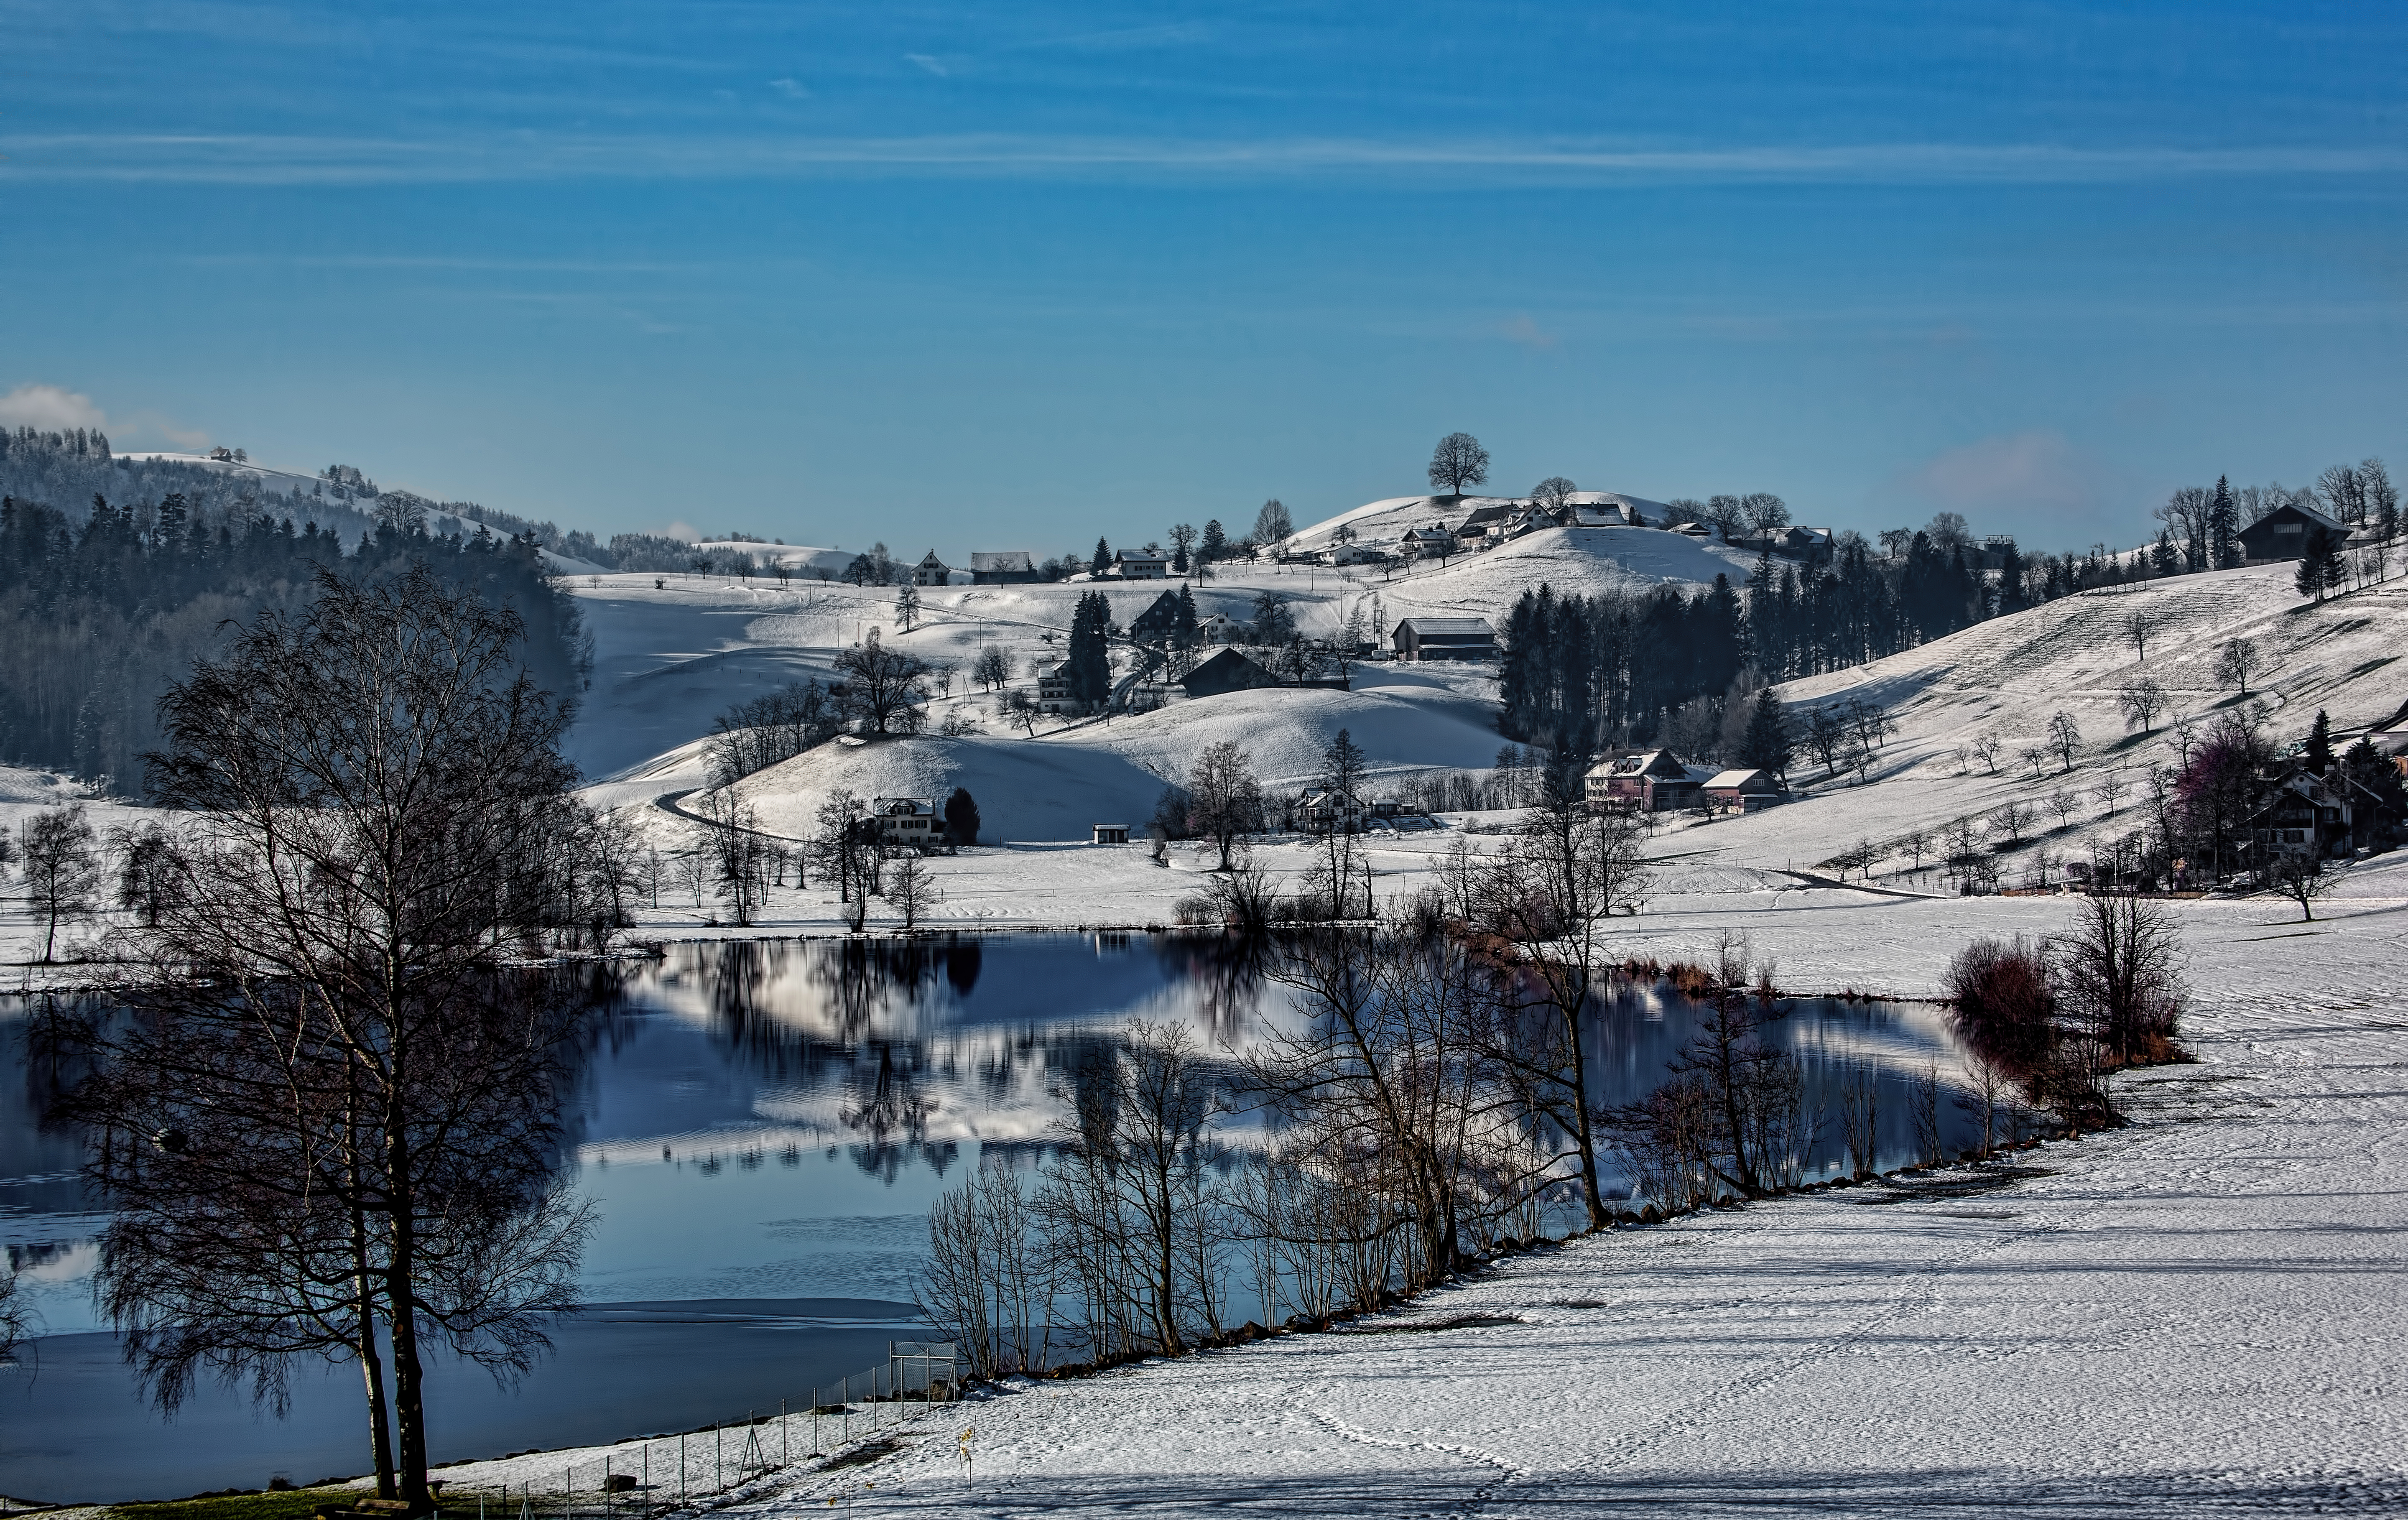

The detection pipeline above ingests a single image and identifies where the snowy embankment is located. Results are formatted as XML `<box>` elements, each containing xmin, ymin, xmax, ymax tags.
<box><xmin>413</xmin><ymin>878</ymin><xmax>2408</xmax><ymax>1515</ymax></box>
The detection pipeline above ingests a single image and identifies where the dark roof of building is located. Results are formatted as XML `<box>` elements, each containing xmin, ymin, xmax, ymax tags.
<box><xmin>1394</xmin><ymin>617</ymin><xmax>1494</xmax><ymax>637</ymax></box>
<box><xmin>2241</xmin><ymin>501</ymin><xmax>2347</xmax><ymax>537</ymax></box>
<box><xmin>1178</xmin><ymin>647</ymin><xmax>1280</xmax><ymax>696</ymax></box>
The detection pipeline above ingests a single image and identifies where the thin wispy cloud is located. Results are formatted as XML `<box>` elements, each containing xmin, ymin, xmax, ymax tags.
<box><xmin>0</xmin><ymin>382</ymin><xmax>107</xmax><ymax>432</ymax></box>
<box><xmin>1036</xmin><ymin>22</ymin><xmax>1211</xmax><ymax>52</ymax></box>
<box><xmin>11</xmin><ymin>132</ymin><xmax>2407</xmax><ymax>187</ymax></box>
<box><xmin>0</xmin><ymin>383</ymin><xmax>213</xmax><ymax>451</ymax></box>
<box><xmin>1497</xmin><ymin>314</ymin><xmax>1559</xmax><ymax>349</ymax></box>
<box><xmin>769</xmin><ymin>78</ymin><xmax>809</xmax><ymax>99</ymax></box>
<box><xmin>904</xmin><ymin>54</ymin><xmax>949</xmax><ymax>77</ymax></box>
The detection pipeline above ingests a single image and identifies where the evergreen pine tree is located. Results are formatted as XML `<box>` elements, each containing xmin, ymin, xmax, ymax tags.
<box><xmin>1172</xmin><ymin>584</ymin><xmax>1199</xmax><ymax>649</ymax></box>
<box><xmin>1090</xmin><ymin>537</ymin><xmax>1112</xmax><ymax>577</ymax></box>
<box><xmin>2304</xmin><ymin>710</ymin><xmax>2334</xmax><ymax>774</ymax></box>
<box><xmin>2296</xmin><ymin>526</ymin><xmax>2341</xmax><ymax>602</ymax></box>
<box><xmin>2151</xmin><ymin>529</ymin><xmax>2180</xmax><ymax>577</ymax></box>
<box><xmin>1995</xmin><ymin>540</ymin><xmax>2025</xmax><ymax>614</ymax></box>
<box><xmin>2209</xmin><ymin>476</ymin><xmax>2241</xmax><ymax>569</ymax></box>
<box><xmin>943</xmin><ymin>786</ymin><xmax>980</xmax><ymax>845</ymax></box>
<box><xmin>1199</xmin><ymin>518</ymin><xmax>1227</xmax><ymax>563</ymax></box>
<box><xmin>1066</xmin><ymin>592</ymin><xmax>1113</xmax><ymax>708</ymax></box>
<box><xmin>1740</xmin><ymin>688</ymin><xmax>1793</xmax><ymax>778</ymax></box>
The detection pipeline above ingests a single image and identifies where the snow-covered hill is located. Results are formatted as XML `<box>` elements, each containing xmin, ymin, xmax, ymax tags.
<box><xmin>565</xmin><ymin>518</ymin><xmax>2408</xmax><ymax>902</ymax></box>
<box><xmin>1285</xmin><ymin>489</ymin><xmax>1681</xmax><ymax>556</ymax></box>
<box><xmin>1698</xmin><ymin>563</ymin><xmax>2408</xmax><ymax>874</ymax></box>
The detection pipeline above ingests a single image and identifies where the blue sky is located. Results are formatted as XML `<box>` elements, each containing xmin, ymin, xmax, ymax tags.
<box><xmin>4</xmin><ymin>2</ymin><xmax>2405</xmax><ymax>556</ymax></box>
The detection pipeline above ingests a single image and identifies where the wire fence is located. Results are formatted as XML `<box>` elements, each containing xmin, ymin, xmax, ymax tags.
<box><xmin>441</xmin><ymin>1341</ymin><xmax>958</xmax><ymax>1518</ymax></box>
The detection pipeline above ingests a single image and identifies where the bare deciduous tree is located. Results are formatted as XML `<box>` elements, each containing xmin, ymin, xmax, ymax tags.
<box><xmin>1426</xmin><ymin>432</ymin><xmax>1490</xmax><ymax>498</ymax></box>
<box><xmin>22</xmin><ymin>804</ymin><xmax>101</xmax><ymax>961</ymax></box>
<box><xmin>694</xmin><ymin>791</ymin><xmax>776</xmax><ymax>926</ymax></box>
<box><xmin>74</xmin><ymin>566</ymin><xmax>602</xmax><ymax>1506</ymax></box>
<box><xmin>2214</xmin><ymin>638</ymin><xmax>2260</xmax><ymax>697</ymax></box>
<box><xmin>2268</xmin><ymin>852</ymin><xmax>2335</xmax><ymax>922</ymax></box>
<box><xmin>1185</xmin><ymin>741</ymin><xmax>1266</xmax><ymax>871</ymax></box>
<box><xmin>2046</xmin><ymin>711</ymin><xmax>2082</xmax><ymax>772</ymax></box>
<box><xmin>1472</xmin><ymin>787</ymin><xmax>1656</xmax><ymax>1228</ymax></box>
<box><xmin>2094</xmin><ymin>770</ymin><xmax>2126</xmax><ymax>816</ymax></box>
<box><xmin>885</xmin><ymin>848</ymin><xmax>939</xmax><ymax>928</ymax></box>
<box><xmin>2046</xmin><ymin>788</ymin><xmax>2081</xmax><ymax>831</ymax></box>
<box><xmin>0</xmin><ymin>1257</ymin><xmax>25</xmax><ymax>1364</ymax></box>
<box><xmin>834</xmin><ymin>627</ymin><xmax>932</xmax><ymax>735</ymax></box>
<box><xmin>2056</xmin><ymin>893</ymin><xmax>2186</xmax><ymax>1067</ymax></box>
<box><xmin>916</xmin><ymin>1166</ymin><xmax>1049</xmax><ymax>1378</ymax></box>
<box><xmin>2118</xmin><ymin>678</ymin><xmax>2169</xmax><ymax>734</ymax></box>
<box><xmin>2122</xmin><ymin>607</ymin><xmax>2161</xmax><ymax>663</ymax></box>
<box><xmin>1531</xmin><ymin>476</ymin><xmax>1575</xmax><ymax>514</ymax></box>
<box><xmin>972</xmin><ymin>644</ymin><xmax>1012</xmax><ymax>693</ymax></box>
<box><xmin>1990</xmin><ymin>801</ymin><xmax>2031</xmax><ymax>843</ymax></box>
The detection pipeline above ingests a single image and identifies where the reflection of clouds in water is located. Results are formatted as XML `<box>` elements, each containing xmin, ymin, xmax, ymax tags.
<box><xmin>7</xmin><ymin>1235</ymin><xmax>99</xmax><ymax>1280</ymax></box>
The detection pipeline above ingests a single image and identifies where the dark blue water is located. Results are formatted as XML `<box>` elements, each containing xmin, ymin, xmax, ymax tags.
<box><xmin>0</xmin><ymin>933</ymin><xmax>1973</xmax><ymax>1501</ymax></box>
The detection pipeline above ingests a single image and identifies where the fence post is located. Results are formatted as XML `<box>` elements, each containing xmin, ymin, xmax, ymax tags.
<box><xmin>714</xmin><ymin>1422</ymin><xmax>722</xmax><ymax>1492</ymax></box>
<box><xmin>678</xmin><ymin>1433</ymin><xmax>685</xmax><ymax>1504</ymax></box>
<box><xmin>812</xmin><ymin>1387</ymin><xmax>819</xmax><ymax>1457</ymax></box>
<box><xmin>781</xmin><ymin>1398</ymin><xmax>788</xmax><ymax>1467</ymax></box>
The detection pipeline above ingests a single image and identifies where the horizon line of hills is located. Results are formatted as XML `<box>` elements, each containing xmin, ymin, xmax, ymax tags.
<box><xmin>6</xmin><ymin>426</ymin><xmax>2398</xmax><ymax>586</ymax></box>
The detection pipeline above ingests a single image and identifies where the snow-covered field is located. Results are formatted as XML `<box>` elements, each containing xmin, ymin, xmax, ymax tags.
<box><xmin>398</xmin><ymin>870</ymin><xmax>2408</xmax><ymax>1515</ymax></box>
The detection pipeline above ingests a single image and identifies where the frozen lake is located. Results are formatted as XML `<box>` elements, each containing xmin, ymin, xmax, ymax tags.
<box><xmin>0</xmin><ymin>932</ymin><xmax>1978</xmax><ymax>1500</ymax></box>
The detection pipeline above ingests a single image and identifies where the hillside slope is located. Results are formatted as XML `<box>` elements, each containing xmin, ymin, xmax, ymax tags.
<box><xmin>1684</xmin><ymin>562</ymin><xmax>2408</xmax><ymax>875</ymax></box>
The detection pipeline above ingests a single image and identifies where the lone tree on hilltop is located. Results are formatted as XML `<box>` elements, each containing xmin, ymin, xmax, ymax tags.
<box><xmin>1252</xmin><ymin>500</ymin><xmax>1292</xmax><ymax>551</ymax></box>
<box><xmin>1531</xmin><ymin>476</ymin><xmax>1576</xmax><ymax>514</ymax></box>
<box><xmin>1169</xmin><ymin>523</ymin><xmax>1197</xmax><ymax>573</ymax></box>
<box><xmin>1427</xmin><ymin>433</ymin><xmax>1490</xmax><ymax>498</ymax></box>
<box><xmin>1090</xmin><ymin>537</ymin><xmax>1113</xmax><ymax>577</ymax></box>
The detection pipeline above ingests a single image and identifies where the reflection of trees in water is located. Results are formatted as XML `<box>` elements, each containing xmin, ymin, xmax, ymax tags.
<box><xmin>842</xmin><ymin>1042</ymin><xmax>937</xmax><ymax>1152</ymax></box>
<box><xmin>1151</xmin><ymin>933</ymin><xmax>1270</xmax><ymax>1048</ymax></box>
<box><xmin>650</xmin><ymin>934</ymin><xmax>1274</xmax><ymax>1180</ymax></box>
